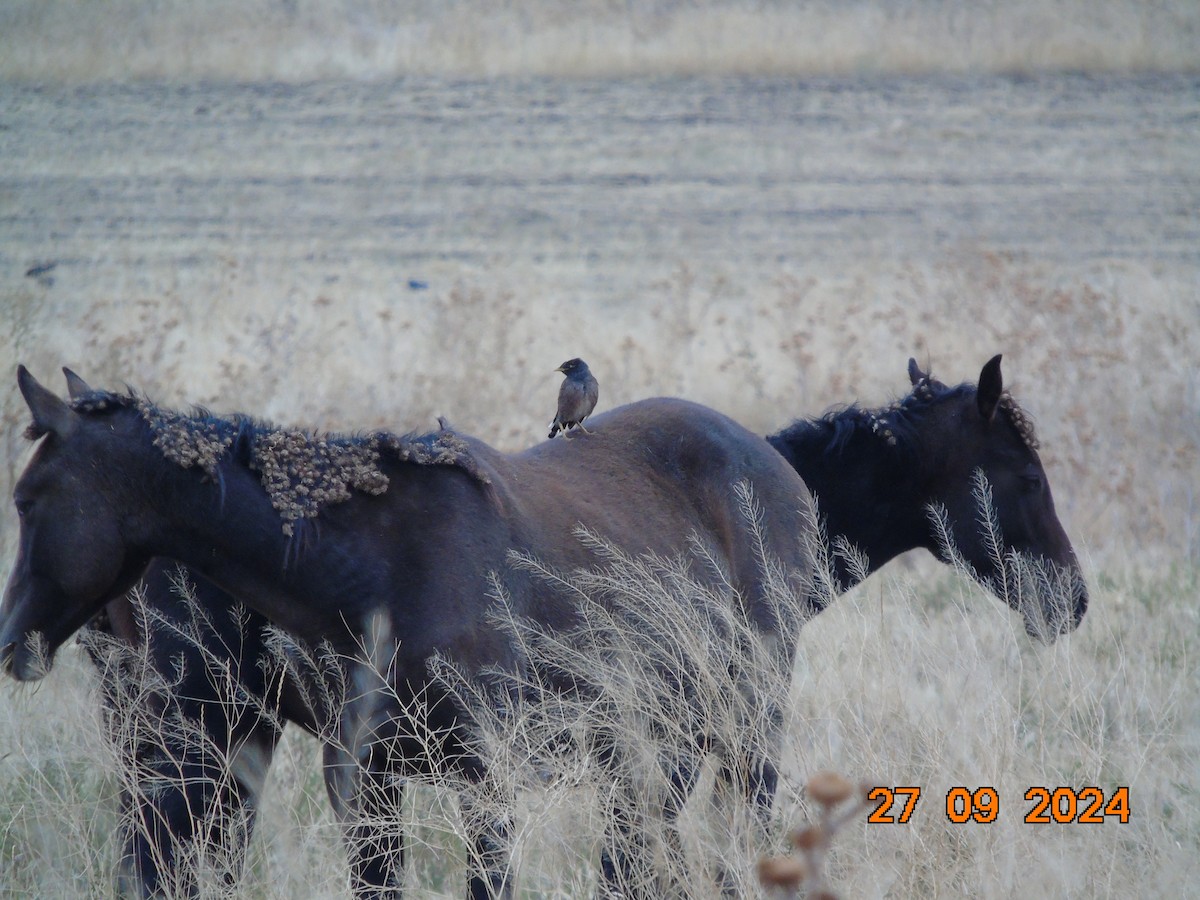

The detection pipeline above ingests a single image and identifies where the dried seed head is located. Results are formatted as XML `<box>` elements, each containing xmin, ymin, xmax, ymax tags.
<box><xmin>757</xmin><ymin>855</ymin><xmax>808</xmax><ymax>889</ymax></box>
<box><xmin>806</xmin><ymin>770</ymin><xmax>855</xmax><ymax>807</ymax></box>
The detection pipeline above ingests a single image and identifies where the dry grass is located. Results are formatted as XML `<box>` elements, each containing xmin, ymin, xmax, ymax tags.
<box><xmin>0</xmin><ymin>470</ymin><xmax>1195</xmax><ymax>897</ymax></box>
<box><xmin>2</xmin><ymin>253</ymin><xmax>1195</xmax><ymax>567</ymax></box>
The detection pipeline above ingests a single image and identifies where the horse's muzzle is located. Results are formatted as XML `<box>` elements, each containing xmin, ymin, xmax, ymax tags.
<box><xmin>0</xmin><ymin>636</ymin><xmax>49</xmax><ymax>682</ymax></box>
<box><xmin>0</xmin><ymin>594</ymin><xmax>55</xmax><ymax>681</ymax></box>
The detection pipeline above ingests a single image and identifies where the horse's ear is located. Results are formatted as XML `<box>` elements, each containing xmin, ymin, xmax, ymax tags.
<box><xmin>62</xmin><ymin>367</ymin><xmax>92</xmax><ymax>399</ymax></box>
<box><xmin>977</xmin><ymin>354</ymin><xmax>1004</xmax><ymax>423</ymax></box>
<box><xmin>18</xmin><ymin>365</ymin><xmax>77</xmax><ymax>437</ymax></box>
<box><xmin>908</xmin><ymin>357</ymin><xmax>929</xmax><ymax>385</ymax></box>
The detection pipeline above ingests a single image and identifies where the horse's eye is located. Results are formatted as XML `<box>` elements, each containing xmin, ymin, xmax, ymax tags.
<box><xmin>15</xmin><ymin>498</ymin><xmax>32</xmax><ymax>517</ymax></box>
<box><xmin>1020</xmin><ymin>473</ymin><xmax>1043</xmax><ymax>494</ymax></box>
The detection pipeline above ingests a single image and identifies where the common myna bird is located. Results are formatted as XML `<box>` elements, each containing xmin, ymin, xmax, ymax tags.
<box><xmin>548</xmin><ymin>358</ymin><xmax>598</xmax><ymax>439</ymax></box>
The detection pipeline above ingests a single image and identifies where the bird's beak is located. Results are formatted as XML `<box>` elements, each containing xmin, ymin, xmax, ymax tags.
<box><xmin>553</xmin><ymin>366</ymin><xmax>565</xmax><ymax>374</ymax></box>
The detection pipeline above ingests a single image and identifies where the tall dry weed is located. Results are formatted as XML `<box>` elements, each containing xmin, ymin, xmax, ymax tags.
<box><xmin>4</xmin><ymin>473</ymin><xmax>1193</xmax><ymax>897</ymax></box>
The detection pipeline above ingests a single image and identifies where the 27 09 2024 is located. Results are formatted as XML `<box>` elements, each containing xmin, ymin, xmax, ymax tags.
<box><xmin>866</xmin><ymin>786</ymin><xmax>1131</xmax><ymax>825</ymax></box>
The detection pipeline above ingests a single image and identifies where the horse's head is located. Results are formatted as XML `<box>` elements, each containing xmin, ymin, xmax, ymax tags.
<box><xmin>912</xmin><ymin>355</ymin><xmax>1087</xmax><ymax>641</ymax></box>
<box><xmin>0</xmin><ymin>367</ymin><xmax>152</xmax><ymax>680</ymax></box>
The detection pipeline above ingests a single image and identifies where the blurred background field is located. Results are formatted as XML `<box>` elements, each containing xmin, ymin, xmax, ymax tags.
<box><xmin>0</xmin><ymin>1</ymin><xmax>1197</xmax><ymax>897</ymax></box>
<box><xmin>2</xmin><ymin>0</ymin><xmax>1198</xmax><ymax>80</ymax></box>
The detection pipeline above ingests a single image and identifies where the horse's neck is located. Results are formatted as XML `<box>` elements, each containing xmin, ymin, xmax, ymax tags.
<box><xmin>144</xmin><ymin>459</ymin><xmax>359</xmax><ymax>643</ymax></box>
<box><xmin>771</xmin><ymin>424</ymin><xmax>930</xmax><ymax>590</ymax></box>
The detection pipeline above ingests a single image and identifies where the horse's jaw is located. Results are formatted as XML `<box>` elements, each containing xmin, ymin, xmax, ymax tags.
<box><xmin>1</xmin><ymin>554</ymin><xmax>153</xmax><ymax>682</ymax></box>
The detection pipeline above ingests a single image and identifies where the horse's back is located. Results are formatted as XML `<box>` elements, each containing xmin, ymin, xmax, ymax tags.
<box><xmin>511</xmin><ymin>397</ymin><xmax>799</xmax><ymax>487</ymax></box>
<box><xmin>494</xmin><ymin>397</ymin><xmax>813</xmax><ymax>600</ymax></box>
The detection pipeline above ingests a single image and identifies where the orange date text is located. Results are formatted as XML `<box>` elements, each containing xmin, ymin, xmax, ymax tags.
<box><xmin>866</xmin><ymin>786</ymin><xmax>922</xmax><ymax>823</ymax></box>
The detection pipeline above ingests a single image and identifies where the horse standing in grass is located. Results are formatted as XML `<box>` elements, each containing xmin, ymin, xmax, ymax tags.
<box><xmin>0</xmin><ymin>371</ymin><xmax>814</xmax><ymax>899</ymax></box>
<box><xmin>5</xmin><ymin>355</ymin><xmax>1088</xmax><ymax>897</ymax></box>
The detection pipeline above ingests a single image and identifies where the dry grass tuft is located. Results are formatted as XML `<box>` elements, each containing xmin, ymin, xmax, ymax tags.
<box><xmin>757</xmin><ymin>771</ymin><xmax>871</xmax><ymax>899</ymax></box>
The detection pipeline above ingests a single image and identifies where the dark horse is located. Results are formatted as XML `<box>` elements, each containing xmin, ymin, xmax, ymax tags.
<box><xmin>0</xmin><ymin>369</ymin><xmax>816</xmax><ymax>898</ymax></box>
<box><xmin>4</xmin><ymin>356</ymin><xmax>1088</xmax><ymax>897</ymax></box>
<box><xmin>768</xmin><ymin>354</ymin><xmax>1087</xmax><ymax>635</ymax></box>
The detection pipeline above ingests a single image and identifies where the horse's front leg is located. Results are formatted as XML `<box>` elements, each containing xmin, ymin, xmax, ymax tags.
<box><xmin>596</xmin><ymin>736</ymin><xmax>701</xmax><ymax>900</ymax></box>
<box><xmin>94</xmin><ymin>629</ymin><xmax>282</xmax><ymax>896</ymax></box>
<box><xmin>459</xmin><ymin>791</ymin><xmax>514</xmax><ymax>900</ymax></box>
<box><xmin>112</xmin><ymin>708</ymin><xmax>278</xmax><ymax>898</ymax></box>
<box><xmin>314</xmin><ymin>614</ymin><xmax>414</xmax><ymax>897</ymax></box>
<box><xmin>738</xmin><ymin>747</ymin><xmax>781</xmax><ymax>825</ymax></box>
<box><xmin>322</xmin><ymin>739</ymin><xmax>406</xmax><ymax>898</ymax></box>
<box><xmin>712</xmin><ymin>705</ymin><xmax>785</xmax><ymax>896</ymax></box>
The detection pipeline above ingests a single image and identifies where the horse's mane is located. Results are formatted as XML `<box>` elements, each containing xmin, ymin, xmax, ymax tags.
<box><xmin>61</xmin><ymin>389</ymin><xmax>491</xmax><ymax>536</ymax></box>
<box><xmin>995</xmin><ymin>391</ymin><xmax>1039</xmax><ymax>450</ymax></box>
<box><xmin>773</xmin><ymin>371</ymin><xmax>1039</xmax><ymax>461</ymax></box>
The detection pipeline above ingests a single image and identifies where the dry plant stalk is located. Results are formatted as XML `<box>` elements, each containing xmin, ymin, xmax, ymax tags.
<box><xmin>757</xmin><ymin>771</ymin><xmax>870</xmax><ymax>900</ymax></box>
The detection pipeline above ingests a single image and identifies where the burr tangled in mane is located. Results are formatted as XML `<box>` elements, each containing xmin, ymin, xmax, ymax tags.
<box><xmin>64</xmin><ymin>389</ymin><xmax>489</xmax><ymax>536</ymax></box>
<box><xmin>907</xmin><ymin>367</ymin><xmax>1038</xmax><ymax>449</ymax></box>
<box><xmin>996</xmin><ymin>391</ymin><xmax>1038</xmax><ymax>450</ymax></box>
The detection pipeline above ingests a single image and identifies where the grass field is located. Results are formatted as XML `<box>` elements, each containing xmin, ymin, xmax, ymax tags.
<box><xmin>0</xmin><ymin>540</ymin><xmax>1195</xmax><ymax>896</ymax></box>
<box><xmin>1</xmin><ymin>257</ymin><xmax>1196</xmax><ymax>897</ymax></box>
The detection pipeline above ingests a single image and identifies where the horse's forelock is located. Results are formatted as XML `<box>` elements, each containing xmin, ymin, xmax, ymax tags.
<box><xmin>20</xmin><ymin>387</ymin><xmax>135</xmax><ymax>441</ymax></box>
